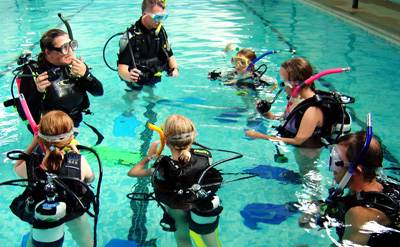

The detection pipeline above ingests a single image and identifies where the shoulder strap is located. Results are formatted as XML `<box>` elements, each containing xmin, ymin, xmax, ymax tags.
<box><xmin>63</xmin><ymin>151</ymin><xmax>81</xmax><ymax>178</ymax></box>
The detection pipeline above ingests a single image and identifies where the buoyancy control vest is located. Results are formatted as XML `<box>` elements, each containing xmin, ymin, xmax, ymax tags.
<box><xmin>118</xmin><ymin>20</ymin><xmax>171</xmax><ymax>85</ymax></box>
<box><xmin>277</xmin><ymin>90</ymin><xmax>355</xmax><ymax>144</ymax></box>
<box><xmin>10</xmin><ymin>151</ymin><xmax>95</xmax><ymax>229</ymax></box>
<box><xmin>15</xmin><ymin>61</ymin><xmax>91</xmax><ymax>124</ymax></box>
<box><xmin>151</xmin><ymin>149</ymin><xmax>223</xmax><ymax>210</ymax></box>
<box><xmin>319</xmin><ymin>179</ymin><xmax>400</xmax><ymax>246</ymax></box>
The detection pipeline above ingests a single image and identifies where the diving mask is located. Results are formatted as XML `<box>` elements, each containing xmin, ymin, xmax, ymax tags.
<box><xmin>49</xmin><ymin>40</ymin><xmax>78</xmax><ymax>55</ymax></box>
<box><xmin>148</xmin><ymin>12</ymin><xmax>168</xmax><ymax>22</ymax></box>
<box><xmin>329</xmin><ymin>144</ymin><xmax>351</xmax><ymax>173</ymax></box>
<box><xmin>38</xmin><ymin>129</ymin><xmax>74</xmax><ymax>143</ymax></box>
<box><xmin>231</xmin><ymin>56</ymin><xmax>250</xmax><ymax>68</ymax></box>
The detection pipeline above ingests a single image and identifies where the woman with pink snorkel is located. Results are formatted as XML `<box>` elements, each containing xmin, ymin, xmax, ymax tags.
<box><xmin>246</xmin><ymin>57</ymin><xmax>352</xmax><ymax>196</ymax></box>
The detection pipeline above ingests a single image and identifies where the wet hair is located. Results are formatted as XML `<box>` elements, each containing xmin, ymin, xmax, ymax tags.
<box><xmin>338</xmin><ymin>131</ymin><xmax>383</xmax><ymax>181</ymax></box>
<box><xmin>281</xmin><ymin>57</ymin><xmax>315</xmax><ymax>90</ymax></box>
<box><xmin>142</xmin><ymin>0</ymin><xmax>165</xmax><ymax>13</ymax></box>
<box><xmin>38</xmin><ymin>29</ymin><xmax>68</xmax><ymax>69</ymax></box>
<box><xmin>163</xmin><ymin>114</ymin><xmax>196</xmax><ymax>164</ymax></box>
<box><xmin>237</xmin><ymin>49</ymin><xmax>257</xmax><ymax>72</ymax></box>
<box><xmin>38</xmin><ymin>111</ymin><xmax>74</xmax><ymax>170</ymax></box>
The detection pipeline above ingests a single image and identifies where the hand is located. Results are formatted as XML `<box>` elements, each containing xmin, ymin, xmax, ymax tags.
<box><xmin>67</xmin><ymin>139</ymin><xmax>81</xmax><ymax>154</ymax></box>
<box><xmin>147</xmin><ymin>140</ymin><xmax>161</xmax><ymax>157</ymax></box>
<box><xmin>169</xmin><ymin>68</ymin><xmax>179</xmax><ymax>77</ymax></box>
<box><xmin>35</xmin><ymin>71</ymin><xmax>52</xmax><ymax>93</ymax></box>
<box><xmin>245</xmin><ymin>130</ymin><xmax>266</xmax><ymax>139</ymax></box>
<box><xmin>128</xmin><ymin>68</ymin><xmax>141</xmax><ymax>82</ymax></box>
<box><xmin>71</xmin><ymin>56</ymin><xmax>87</xmax><ymax>77</ymax></box>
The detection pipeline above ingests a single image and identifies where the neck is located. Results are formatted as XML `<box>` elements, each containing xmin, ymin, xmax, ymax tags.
<box><xmin>348</xmin><ymin>178</ymin><xmax>381</xmax><ymax>193</ymax></box>
<box><xmin>299</xmin><ymin>87</ymin><xmax>315</xmax><ymax>99</ymax></box>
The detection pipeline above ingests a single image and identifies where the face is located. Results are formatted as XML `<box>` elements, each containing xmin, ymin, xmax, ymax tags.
<box><xmin>45</xmin><ymin>34</ymin><xmax>75</xmax><ymax>66</ymax></box>
<box><xmin>142</xmin><ymin>5</ymin><xmax>167</xmax><ymax>30</ymax></box>
<box><xmin>330</xmin><ymin>144</ymin><xmax>350</xmax><ymax>184</ymax></box>
<box><xmin>279</xmin><ymin>67</ymin><xmax>297</xmax><ymax>96</ymax></box>
<box><xmin>232</xmin><ymin>54</ymin><xmax>250</xmax><ymax>74</ymax></box>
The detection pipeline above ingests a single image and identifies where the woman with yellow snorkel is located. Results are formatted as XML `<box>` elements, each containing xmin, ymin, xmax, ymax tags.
<box><xmin>128</xmin><ymin>114</ymin><xmax>223</xmax><ymax>247</ymax></box>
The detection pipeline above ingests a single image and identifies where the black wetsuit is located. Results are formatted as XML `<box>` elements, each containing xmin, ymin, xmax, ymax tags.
<box><xmin>117</xmin><ymin>17</ymin><xmax>173</xmax><ymax>88</ymax></box>
<box><xmin>17</xmin><ymin>60</ymin><xmax>103</xmax><ymax>131</ymax></box>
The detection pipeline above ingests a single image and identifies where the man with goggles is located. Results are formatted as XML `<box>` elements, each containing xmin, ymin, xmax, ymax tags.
<box><xmin>299</xmin><ymin>128</ymin><xmax>400</xmax><ymax>246</ymax></box>
<box><xmin>117</xmin><ymin>0</ymin><xmax>179</xmax><ymax>89</ymax></box>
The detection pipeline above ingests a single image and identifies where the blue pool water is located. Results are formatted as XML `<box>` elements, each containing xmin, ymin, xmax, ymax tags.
<box><xmin>1</xmin><ymin>0</ymin><xmax>400</xmax><ymax>246</ymax></box>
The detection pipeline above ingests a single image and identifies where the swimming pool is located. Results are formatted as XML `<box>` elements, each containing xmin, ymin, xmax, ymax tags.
<box><xmin>1</xmin><ymin>0</ymin><xmax>400</xmax><ymax>246</ymax></box>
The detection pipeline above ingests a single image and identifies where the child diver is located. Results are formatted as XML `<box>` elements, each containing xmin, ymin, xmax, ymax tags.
<box><xmin>128</xmin><ymin>114</ymin><xmax>223</xmax><ymax>247</ymax></box>
<box><xmin>208</xmin><ymin>48</ymin><xmax>278</xmax><ymax>93</ymax></box>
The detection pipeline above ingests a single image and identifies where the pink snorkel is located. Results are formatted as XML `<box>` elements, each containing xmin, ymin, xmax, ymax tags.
<box><xmin>288</xmin><ymin>67</ymin><xmax>351</xmax><ymax>107</ymax></box>
<box><xmin>19</xmin><ymin>94</ymin><xmax>45</xmax><ymax>153</ymax></box>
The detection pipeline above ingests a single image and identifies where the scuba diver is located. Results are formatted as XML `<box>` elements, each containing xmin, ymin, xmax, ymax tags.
<box><xmin>117</xmin><ymin>0</ymin><xmax>178</xmax><ymax>90</ymax></box>
<box><xmin>246</xmin><ymin>57</ymin><xmax>353</xmax><ymax>147</ymax></box>
<box><xmin>8</xmin><ymin>111</ymin><xmax>99</xmax><ymax>247</ymax></box>
<box><xmin>246</xmin><ymin>57</ymin><xmax>354</xmax><ymax>198</ymax></box>
<box><xmin>208</xmin><ymin>48</ymin><xmax>278</xmax><ymax>94</ymax></box>
<box><xmin>298</xmin><ymin>116</ymin><xmax>400</xmax><ymax>246</ymax></box>
<box><xmin>10</xmin><ymin>14</ymin><xmax>103</xmax><ymax>133</ymax></box>
<box><xmin>128</xmin><ymin>114</ymin><xmax>242</xmax><ymax>247</ymax></box>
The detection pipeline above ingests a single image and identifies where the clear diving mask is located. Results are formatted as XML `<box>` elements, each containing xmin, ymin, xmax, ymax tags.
<box><xmin>48</xmin><ymin>40</ymin><xmax>78</xmax><ymax>55</ymax></box>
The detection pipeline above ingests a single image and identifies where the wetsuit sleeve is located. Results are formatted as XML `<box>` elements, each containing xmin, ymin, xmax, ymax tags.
<box><xmin>80</xmin><ymin>64</ymin><xmax>104</xmax><ymax>96</ymax></box>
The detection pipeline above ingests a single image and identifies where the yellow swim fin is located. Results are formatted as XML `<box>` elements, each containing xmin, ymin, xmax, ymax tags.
<box><xmin>190</xmin><ymin>229</ymin><xmax>221</xmax><ymax>247</ymax></box>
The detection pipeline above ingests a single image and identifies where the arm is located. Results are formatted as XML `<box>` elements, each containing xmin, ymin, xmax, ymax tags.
<box><xmin>246</xmin><ymin>106</ymin><xmax>323</xmax><ymax>146</ymax></box>
<box><xmin>168</xmin><ymin>56</ymin><xmax>179</xmax><ymax>77</ymax></box>
<box><xmin>128</xmin><ymin>140</ymin><xmax>160</xmax><ymax>177</ymax></box>
<box><xmin>80</xmin><ymin>155</ymin><xmax>95</xmax><ymax>183</ymax></box>
<box><xmin>118</xmin><ymin>64</ymin><xmax>141</xmax><ymax>83</ymax></box>
<box><xmin>72</xmin><ymin>57</ymin><xmax>103</xmax><ymax>96</ymax></box>
<box><xmin>14</xmin><ymin>136</ymin><xmax>39</xmax><ymax>178</ymax></box>
<box><xmin>341</xmin><ymin>207</ymin><xmax>374</xmax><ymax>245</ymax></box>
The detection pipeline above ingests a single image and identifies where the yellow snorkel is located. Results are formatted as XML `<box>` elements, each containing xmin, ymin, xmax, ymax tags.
<box><xmin>148</xmin><ymin>122</ymin><xmax>165</xmax><ymax>156</ymax></box>
<box><xmin>155</xmin><ymin>0</ymin><xmax>166</xmax><ymax>36</ymax></box>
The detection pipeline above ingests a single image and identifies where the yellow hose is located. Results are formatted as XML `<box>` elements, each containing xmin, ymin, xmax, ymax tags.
<box><xmin>148</xmin><ymin>122</ymin><xmax>165</xmax><ymax>155</ymax></box>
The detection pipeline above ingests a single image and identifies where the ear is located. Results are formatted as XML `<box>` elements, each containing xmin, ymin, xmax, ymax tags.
<box><xmin>142</xmin><ymin>12</ymin><xmax>148</xmax><ymax>17</ymax></box>
<box><xmin>44</xmin><ymin>49</ymin><xmax>51</xmax><ymax>57</ymax></box>
<box><xmin>355</xmin><ymin>165</ymin><xmax>363</xmax><ymax>174</ymax></box>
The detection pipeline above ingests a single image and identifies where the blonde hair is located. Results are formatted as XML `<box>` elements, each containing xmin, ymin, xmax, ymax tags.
<box><xmin>164</xmin><ymin>114</ymin><xmax>196</xmax><ymax>163</ymax></box>
<box><xmin>38</xmin><ymin>111</ymin><xmax>74</xmax><ymax>170</ymax></box>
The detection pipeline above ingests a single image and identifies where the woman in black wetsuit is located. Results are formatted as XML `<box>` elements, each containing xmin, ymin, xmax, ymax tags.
<box><xmin>18</xmin><ymin>29</ymin><xmax>103</xmax><ymax>132</ymax></box>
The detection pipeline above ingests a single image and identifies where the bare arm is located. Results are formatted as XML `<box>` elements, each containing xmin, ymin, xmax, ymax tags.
<box><xmin>246</xmin><ymin>106</ymin><xmax>323</xmax><ymax>146</ymax></box>
<box><xmin>342</xmin><ymin>206</ymin><xmax>391</xmax><ymax>246</ymax></box>
<box><xmin>168</xmin><ymin>56</ymin><xmax>179</xmax><ymax>77</ymax></box>
<box><xmin>14</xmin><ymin>136</ymin><xmax>40</xmax><ymax>178</ymax></box>
<box><xmin>128</xmin><ymin>141</ymin><xmax>160</xmax><ymax>177</ymax></box>
<box><xmin>118</xmin><ymin>64</ymin><xmax>140</xmax><ymax>83</ymax></box>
